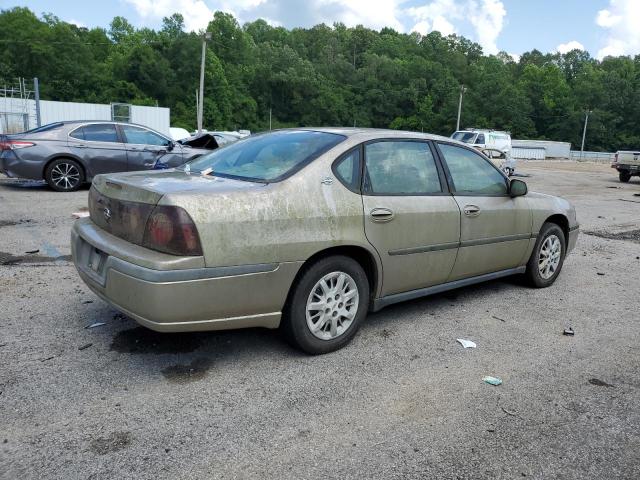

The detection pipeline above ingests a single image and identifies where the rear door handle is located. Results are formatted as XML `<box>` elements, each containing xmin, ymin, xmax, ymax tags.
<box><xmin>143</xmin><ymin>162</ymin><xmax>155</xmax><ymax>167</ymax></box>
<box><xmin>70</xmin><ymin>143</ymin><xmax>87</xmax><ymax>148</ymax></box>
<box><xmin>463</xmin><ymin>205</ymin><xmax>481</xmax><ymax>216</ymax></box>
<box><xmin>370</xmin><ymin>208</ymin><xmax>394</xmax><ymax>222</ymax></box>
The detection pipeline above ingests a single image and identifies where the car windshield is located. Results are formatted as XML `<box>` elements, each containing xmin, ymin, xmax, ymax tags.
<box><xmin>182</xmin><ymin>130</ymin><xmax>346</xmax><ymax>182</ymax></box>
<box><xmin>452</xmin><ymin>132</ymin><xmax>477</xmax><ymax>144</ymax></box>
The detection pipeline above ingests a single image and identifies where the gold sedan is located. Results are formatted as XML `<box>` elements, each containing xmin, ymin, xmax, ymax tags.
<box><xmin>72</xmin><ymin>128</ymin><xmax>579</xmax><ymax>354</ymax></box>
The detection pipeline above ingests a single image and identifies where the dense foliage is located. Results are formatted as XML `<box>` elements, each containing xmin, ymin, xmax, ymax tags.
<box><xmin>1</xmin><ymin>7</ymin><xmax>640</xmax><ymax>151</ymax></box>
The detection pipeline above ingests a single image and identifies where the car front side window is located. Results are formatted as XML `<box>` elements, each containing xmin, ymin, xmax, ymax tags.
<box><xmin>363</xmin><ymin>141</ymin><xmax>442</xmax><ymax>195</ymax></box>
<box><xmin>438</xmin><ymin>143</ymin><xmax>507</xmax><ymax>195</ymax></box>
<box><xmin>122</xmin><ymin>125</ymin><xmax>169</xmax><ymax>146</ymax></box>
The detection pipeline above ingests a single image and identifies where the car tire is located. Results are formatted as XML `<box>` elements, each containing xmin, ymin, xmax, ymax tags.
<box><xmin>45</xmin><ymin>158</ymin><xmax>85</xmax><ymax>192</ymax></box>
<box><xmin>524</xmin><ymin>222</ymin><xmax>566</xmax><ymax>288</ymax></box>
<box><xmin>619</xmin><ymin>171</ymin><xmax>631</xmax><ymax>183</ymax></box>
<box><xmin>282</xmin><ymin>255</ymin><xmax>370</xmax><ymax>354</ymax></box>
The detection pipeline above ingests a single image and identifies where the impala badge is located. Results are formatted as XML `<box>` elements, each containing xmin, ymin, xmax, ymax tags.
<box><xmin>321</xmin><ymin>177</ymin><xmax>333</xmax><ymax>185</ymax></box>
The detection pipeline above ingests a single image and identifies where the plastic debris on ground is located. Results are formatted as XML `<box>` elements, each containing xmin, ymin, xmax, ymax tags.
<box><xmin>85</xmin><ymin>322</ymin><xmax>106</xmax><ymax>329</ymax></box>
<box><xmin>482</xmin><ymin>376</ymin><xmax>503</xmax><ymax>386</ymax></box>
<box><xmin>456</xmin><ymin>338</ymin><xmax>477</xmax><ymax>349</ymax></box>
<box><xmin>72</xmin><ymin>211</ymin><xmax>90</xmax><ymax>219</ymax></box>
<box><xmin>563</xmin><ymin>327</ymin><xmax>575</xmax><ymax>336</ymax></box>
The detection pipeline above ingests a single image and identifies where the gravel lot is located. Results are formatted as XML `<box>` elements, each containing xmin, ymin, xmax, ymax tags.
<box><xmin>1</xmin><ymin>161</ymin><xmax>639</xmax><ymax>479</ymax></box>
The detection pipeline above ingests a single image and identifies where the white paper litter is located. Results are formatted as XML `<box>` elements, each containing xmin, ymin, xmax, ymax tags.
<box><xmin>456</xmin><ymin>338</ymin><xmax>477</xmax><ymax>349</ymax></box>
<box><xmin>72</xmin><ymin>211</ymin><xmax>90</xmax><ymax>219</ymax></box>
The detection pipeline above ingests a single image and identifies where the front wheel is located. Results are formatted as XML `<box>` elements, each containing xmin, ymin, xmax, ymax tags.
<box><xmin>619</xmin><ymin>171</ymin><xmax>631</xmax><ymax>183</ymax></box>
<box><xmin>524</xmin><ymin>223</ymin><xmax>566</xmax><ymax>288</ymax></box>
<box><xmin>45</xmin><ymin>158</ymin><xmax>84</xmax><ymax>192</ymax></box>
<box><xmin>282</xmin><ymin>256</ymin><xmax>369</xmax><ymax>354</ymax></box>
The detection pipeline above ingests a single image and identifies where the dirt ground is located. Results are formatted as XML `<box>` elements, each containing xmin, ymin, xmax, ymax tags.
<box><xmin>1</xmin><ymin>161</ymin><xmax>639</xmax><ymax>479</ymax></box>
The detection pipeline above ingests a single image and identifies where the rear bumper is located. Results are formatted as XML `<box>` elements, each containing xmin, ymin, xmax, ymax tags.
<box><xmin>71</xmin><ymin>219</ymin><xmax>302</xmax><ymax>332</ymax></box>
<box><xmin>0</xmin><ymin>150</ymin><xmax>43</xmax><ymax>179</ymax></box>
<box><xmin>613</xmin><ymin>164</ymin><xmax>640</xmax><ymax>172</ymax></box>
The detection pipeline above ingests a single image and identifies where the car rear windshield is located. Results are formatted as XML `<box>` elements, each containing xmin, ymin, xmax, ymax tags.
<box><xmin>182</xmin><ymin>130</ymin><xmax>346</xmax><ymax>182</ymax></box>
<box><xmin>452</xmin><ymin>132</ymin><xmax>477</xmax><ymax>144</ymax></box>
<box><xmin>24</xmin><ymin>122</ymin><xmax>64</xmax><ymax>134</ymax></box>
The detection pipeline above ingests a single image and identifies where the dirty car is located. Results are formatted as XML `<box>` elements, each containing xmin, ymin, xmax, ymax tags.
<box><xmin>71</xmin><ymin>128</ymin><xmax>579</xmax><ymax>354</ymax></box>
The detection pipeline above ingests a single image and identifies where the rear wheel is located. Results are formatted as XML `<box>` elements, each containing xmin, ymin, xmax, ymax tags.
<box><xmin>45</xmin><ymin>158</ymin><xmax>84</xmax><ymax>192</ymax></box>
<box><xmin>619</xmin><ymin>171</ymin><xmax>631</xmax><ymax>183</ymax></box>
<box><xmin>282</xmin><ymin>255</ymin><xmax>369</xmax><ymax>354</ymax></box>
<box><xmin>524</xmin><ymin>223</ymin><xmax>566</xmax><ymax>288</ymax></box>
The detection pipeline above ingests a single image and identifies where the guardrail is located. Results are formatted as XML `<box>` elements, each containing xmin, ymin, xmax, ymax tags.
<box><xmin>570</xmin><ymin>151</ymin><xmax>615</xmax><ymax>163</ymax></box>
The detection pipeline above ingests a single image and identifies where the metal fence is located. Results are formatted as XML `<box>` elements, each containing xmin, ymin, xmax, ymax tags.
<box><xmin>0</xmin><ymin>112</ymin><xmax>29</xmax><ymax>134</ymax></box>
<box><xmin>570</xmin><ymin>151</ymin><xmax>615</xmax><ymax>163</ymax></box>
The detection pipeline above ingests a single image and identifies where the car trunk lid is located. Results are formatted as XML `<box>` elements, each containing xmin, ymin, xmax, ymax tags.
<box><xmin>89</xmin><ymin>169</ymin><xmax>266</xmax><ymax>246</ymax></box>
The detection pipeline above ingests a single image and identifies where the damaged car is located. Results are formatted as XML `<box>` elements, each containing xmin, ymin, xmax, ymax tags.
<box><xmin>0</xmin><ymin>121</ymin><xmax>212</xmax><ymax>191</ymax></box>
<box><xmin>72</xmin><ymin>128</ymin><xmax>579</xmax><ymax>354</ymax></box>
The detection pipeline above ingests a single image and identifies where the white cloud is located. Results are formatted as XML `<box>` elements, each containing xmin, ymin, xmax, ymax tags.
<box><xmin>595</xmin><ymin>9</ymin><xmax>620</xmax><ymax>28</ymax></box>
<box><xmin>556</xmin><ymin>40</ymin><xmax>585</xmax><ymax>54</ymax></box>
<box><xmin>410</xmin><ymin>16</ymin><xmax>456</xmax><ymax>36</ymax></box>
<box><xmin>122</xmin><ymin>0</ymin><xmax>507</xmax><ymax>53</ymax></box>
<box><xmin>467</xmin><ymin>0</ymin><xmax>506</xmax><ymax>55</ymax></box>
<box><xmin>316</xmin><ymin>0</ymin><xmax>405</xmax><ymax>31</ymax></box>
<box><xmin>406</xmin><ymin>0</ymin><xmax>505</xmax><ymax>53</ymax></box>
<box><xmin>67</xmin><ymin>18</ymin><xmax>87</xmax><ymax>28</ymax></box>
<box><xmin>508</xmin><ymin>52</ymin><xmax>520</xmax><ymax>62</ymax></box>
<box><xmin>407</xmin><ymin>0</ymin><xmax>461</xmax><ymax>36</ymax></box>
<box><xmin>124</xmin><ymin>0</ymin><xmax>216</xmax><ymax>31</ymax></box>
<box><xmin>596</xmin><ymin>0</ymin><xmax>640</xmax><ymax>59</ymax></box>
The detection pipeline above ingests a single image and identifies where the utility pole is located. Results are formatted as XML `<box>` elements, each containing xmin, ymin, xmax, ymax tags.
<box><xmin>580</xmin><ymin>110</ymin><xmax>592</xmax><ymax>160</ymax></box>
<box><xmin>269</xmin><ymin>107</ymin><xmax>272</xmax><ymax>131</ymax></box>
<box><xmin>33</xmin><ymin>77</ymin><xmax>41</xmax><ymax>127</ymax></box>
<box><xmin>197</xmin><ymin>31</ymin><xmax>211</xmax><ymax>134</ymax></box>
<box><xmin>456</xmin><ymin>85</ymin><xmax>467</xmax><ymax>132</ymax></box>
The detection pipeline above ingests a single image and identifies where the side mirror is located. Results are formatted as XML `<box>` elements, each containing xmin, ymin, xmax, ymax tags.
<box><xmin>166</xmin><ymin>141</ymin><xmax>175</xmax><ymax>151</ymax></box>
<box><xmin>509</xmin><ymin>179</ymin><xmax>527</xmax><ymax>197</ymax></box>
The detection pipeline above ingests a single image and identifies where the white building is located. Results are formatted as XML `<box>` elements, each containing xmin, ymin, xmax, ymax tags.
<box><xmin>0</xmin><ymin>98</ymin><xmax>170</xmax><ymax>136</ymax></box>
<box><xmin>511</xmin><ymin>139</ymin><xmax>572</xmax><ymax>160</ymax></box>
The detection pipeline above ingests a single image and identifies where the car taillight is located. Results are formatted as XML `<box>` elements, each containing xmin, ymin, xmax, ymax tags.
<box><xmin>0</xmin><ymin>140</ymin><xmax>35</xmax><ymax>150</ymax></box>
<box><xmin>142</xmin><ymin>205</ymin><xmax>203</xmax><ymax>256</ymax></box>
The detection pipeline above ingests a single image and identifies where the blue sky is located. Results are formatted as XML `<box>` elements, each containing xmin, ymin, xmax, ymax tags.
<box><xmin>2</xmin><ymin>0</ymin><xmax>638</xmax><ymax>59</ymax></box>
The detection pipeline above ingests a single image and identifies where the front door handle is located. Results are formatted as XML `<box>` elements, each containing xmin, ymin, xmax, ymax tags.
<box><xmin>143</xmin><ymin>162</ymin><xmax>155</xmax><ymax>167</ymax></box>
<box><xmin>70</xmin><ymin>143</ymin><xmax>87</xmax><ymax>148</ymax></box>
<box><xmin>370</xmin><ymin>208</ymin><xmax>394</xmax><ymax>222</ymax></box>
<box><xmin>463</xmin><ymin>205</ymin><xmax>481</xmax><ymax>216</ymax></box>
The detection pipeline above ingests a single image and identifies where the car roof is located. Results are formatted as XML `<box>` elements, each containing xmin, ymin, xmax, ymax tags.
<box><xmin>291</xmin><ymin>127</ymin><xmax>458</xmax><ymax>144</ymax></box>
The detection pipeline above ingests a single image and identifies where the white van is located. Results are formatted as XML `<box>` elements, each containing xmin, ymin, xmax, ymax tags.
<box><xmin>451</xmin><ymin>129</ymin><xmax>516</xmax><ymax>175</ymax></box>
<box><xmin>451</xmin><ymin>129</ymin><xmax>512</xmax><ymax>154</ymax></box>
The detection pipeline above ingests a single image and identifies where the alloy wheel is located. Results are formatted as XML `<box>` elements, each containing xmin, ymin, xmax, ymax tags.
<box><xmin>51</xmin><ymin>162</ymin><xmax>81</xmax><ymax>190</ymax></box>
<box><xmin>538</xmin><ymin>234</ymin><xmax>562</xmax><ymax>279</ymax></box>
<box><xmin>305</xmin><ymin>271</ymin><xmax>359</xmax><ymax>340</ymax></box>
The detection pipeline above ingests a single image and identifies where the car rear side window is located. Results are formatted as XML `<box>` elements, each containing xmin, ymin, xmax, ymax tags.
<box><xmin>122</xmin><ymin>125</ymin><xmax>169</xmax><ymax>146</ymax></box>
<box><xmin>438</xmin><ymin>143</ymin><xmax>507</xmax><ymax>195</ymax></box>
<box><xmin>333</xmin><ymin>148</ymin><xmax>361</xmax><ymax>192</ymax></box>
<box><xmin>76</xmin><ymin>124</ymin><xmax>119</xmax><ymax>143</ymax></box>
<box><xmin>363</xmin><ymin>141</ymin><xmax>442</xmax><ymax>195</ymax></box>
